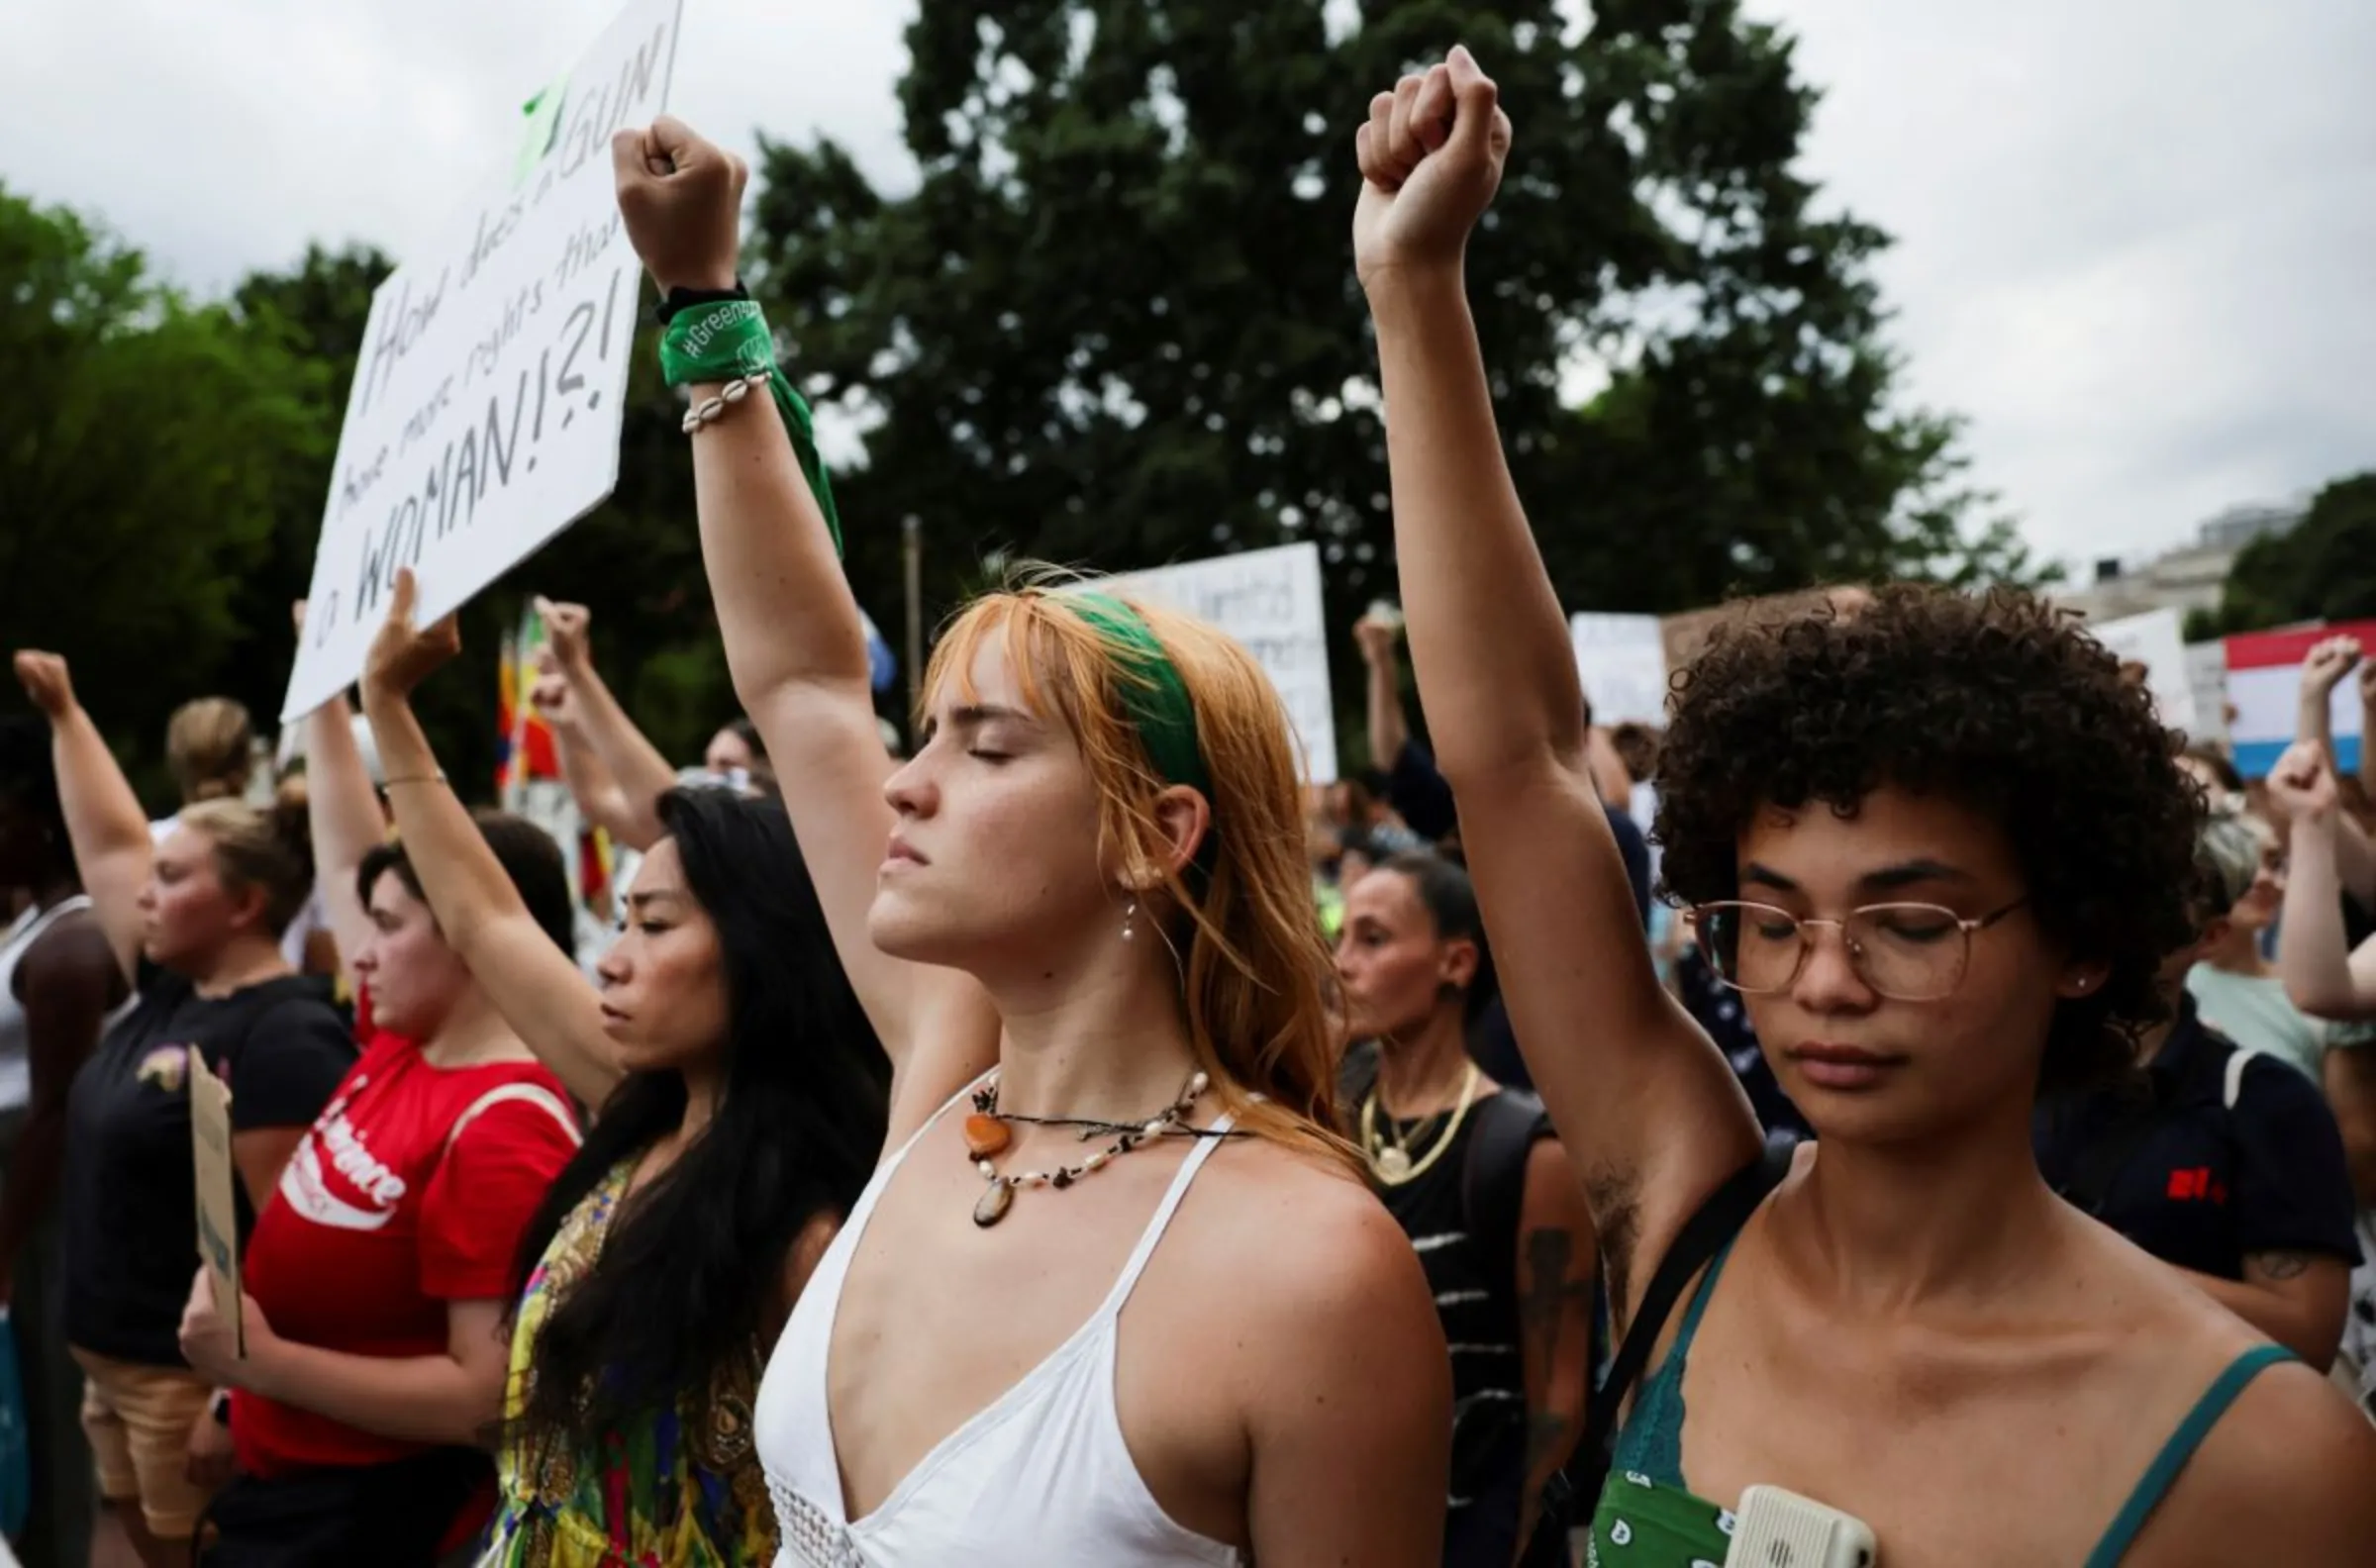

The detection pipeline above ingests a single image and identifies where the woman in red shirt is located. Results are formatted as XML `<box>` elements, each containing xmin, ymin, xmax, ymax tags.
<box><xmin>177</xmin><ymin>687</ymin><xmax>581</xmax><ymax>1566</ymax></box>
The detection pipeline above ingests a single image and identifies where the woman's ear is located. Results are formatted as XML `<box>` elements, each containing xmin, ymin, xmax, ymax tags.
<box><xmin>1146</xmin><ymin>785</ymin><xmax>1214</xmax><ymax>879</ymax></box>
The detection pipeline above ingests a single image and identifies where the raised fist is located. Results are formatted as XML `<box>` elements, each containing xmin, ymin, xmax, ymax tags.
<box><xmin>1352</xmin><ymin>46</ymin><xmax>1512</xmax><ymax>288</ymax></box>
<box><xmin>529</xmin><ymin>665</ymin><xmax>582</xmax><ymax>731</ymax></box>
<box><xmin>534</xmin><ymin>597</ymin><xmax>593</xmax><ymax>673</ymax></box>
<box><xmin>2302</xmin><ymin>635</ymin><xmax>2362</xmax><ymax>701</ymax></box>
<box><xmin>612</xmin><ymin>116</ymin><xmax>745</xmax><ymax>295</ymax></box>
<box><xmin>2265</xmin><ymin>739</ymin><xmax>2340</xmax><ymax>823</ymax></box>
<box><xmin>12</xmin><ymin>650</ymin><xmax>75</xmax><ymax>720</ymax></box>
<box><xmin>1354</xmin><ymin>617</ymin><xmax>1400</xmax><ymax>667</ymax></box>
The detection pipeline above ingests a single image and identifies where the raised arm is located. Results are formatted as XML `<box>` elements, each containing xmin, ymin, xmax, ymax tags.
<box><xmin>533</xmin><ymin>600</ymin><xmax>676</xmax><ymax>851</ymax></box>
<box><xmin>1352</xmin><ymin>50</ymin><xmax>1759</xmax><ymax>1318</ymax></box>
<box><xmin>2297</xmin><ymin>637</ymin><xmax>2358</xmax><ymax>767</ymax></box>
<box><xmin>1356</xmin><ymin>617</ymin><xmax>1411</xmax><ymax>772</ymax></box>
<box><xmin>611</xmin><ymin>117</ymin><xmax>996</xmax><ymax>1129</ymax></box>
<box><xmin>301</xmin><ymin>691</ymin><xmax>387</xmax><ymax>987</ymax></box>
<box><xmin>357</xmin><ymin>573</ymin><xmax>621</xmax><ymax>1109</ymax></box>
<box><xmin>2270</xmin><ymin>742</ymin><xmax>2376</xmax><ymax>1021</ymax></box>
<box><xmin>13</xmin><ymin>652</ymin><xmax>150</xmax><ymax>982</ymax></box>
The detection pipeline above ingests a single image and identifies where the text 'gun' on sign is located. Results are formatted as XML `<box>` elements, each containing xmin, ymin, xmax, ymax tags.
<box><xmin>279</xmin><ymin>0</ymin><xmax>686</xmax><ymax>723</ymax></box>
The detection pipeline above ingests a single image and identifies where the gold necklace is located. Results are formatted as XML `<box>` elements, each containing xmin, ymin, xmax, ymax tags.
<box><xmin>1360</xmin><ymin>1061</ymin><xmax>1481</xmax><ymax>1186</ymax></box>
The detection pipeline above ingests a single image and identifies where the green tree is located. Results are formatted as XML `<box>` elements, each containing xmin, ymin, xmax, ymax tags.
<box><xmin>0</xmin><ymin>187</ymin><xmax>320</xmax><ymax>796</ymax></box>
<box><xmin>745</xmin><ymin>0</ymin><xmax>2040</xmax><ymax>679</ymax></box>
<box><xmin>2202</xmin><ymin>474</ymin><xmax>2376</xmax><ymax>636</ymax></box>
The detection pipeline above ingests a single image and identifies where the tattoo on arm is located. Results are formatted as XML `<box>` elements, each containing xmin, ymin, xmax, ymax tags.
<box><xmin>1519</xmin><ymin>1226</ymin><xmax>1593</xmax><ymax>1473</ymax></box>
<box><xmin>2251</xmin><ymin>1249</ymin><xmax>2316</xmax><ymax>1282</ymax></box>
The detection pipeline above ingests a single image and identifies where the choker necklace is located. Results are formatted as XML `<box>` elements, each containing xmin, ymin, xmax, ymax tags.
<box><xmin>961</xmin><ymin>1069</ymin><xmax>1213</xmax><ymax>1227</ymax></box>
<box><xmin>1360</xmin><ymin>1061</ymin><xmax>1481</xmax><ymax>1186</ymax></box>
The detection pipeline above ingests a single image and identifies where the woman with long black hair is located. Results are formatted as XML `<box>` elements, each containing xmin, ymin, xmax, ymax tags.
<box><xmin>354</xmin><ymin>571</ymin><xmax>889</xmax><ymax>1567</ymax></box>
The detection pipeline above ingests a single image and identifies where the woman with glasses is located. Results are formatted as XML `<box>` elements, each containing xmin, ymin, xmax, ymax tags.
<box><xmin>1353</xmin><ymin>45</ymin><xmax>2376</xmax><ymax>1566</ymax></box>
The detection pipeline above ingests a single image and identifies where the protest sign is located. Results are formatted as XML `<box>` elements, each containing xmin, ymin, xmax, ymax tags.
<box><xmin>1568</xmin><ymin>614</ymin><xmax>1669</xmax><ymax>728</ymax></box>
<box><xmin>2184</xmin><ymin>641</ymin><xmax>2229</xmax><ymax>745</ymax></box>
<box><xmin>280</xmin><ymin>0</ymin><xmax>685</xmax><ymax>721</ymax></box>
<box><xmin>187</xmin><ymin>1049</ymin><xmax>243</xmax><ymax>1357</ymax></box>
<box><xmin>2225</xmin><ymin>622</ymin><xmax>2376</xmax><ymax>777</ymax></box>
<box><xmin>2089</xmin><ymin>608</ymin><xmax>2198</xmax><ymax>734</ymax></box>
<box><xmin>1088</xmin><ymin>543</ymin><xmax>1338</xmax><ymax>782</ymax></box>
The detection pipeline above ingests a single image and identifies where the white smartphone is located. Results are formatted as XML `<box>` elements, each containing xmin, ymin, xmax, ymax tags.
<box><xmin>1724</xmin><ymin>1485</ymin><xmax>1877</xmax><ymax>1568</ymax></box>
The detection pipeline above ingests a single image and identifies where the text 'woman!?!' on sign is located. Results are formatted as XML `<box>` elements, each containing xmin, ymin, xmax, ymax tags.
<box><xmin>280</xmin><ymin>0</ymin><xmax>685</xmax><ymax>723</ymax></box>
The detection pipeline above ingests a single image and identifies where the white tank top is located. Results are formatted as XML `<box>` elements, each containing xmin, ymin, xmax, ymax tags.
<box><xmin>754</xmin><ymin>1077</ymin><xmax>1245</xmax><ymax>1568</ymax></box>
<box><xmin>0</xmin><ymin>897</ymin><xmax>95</xmax><ymax>1115</ymax></box>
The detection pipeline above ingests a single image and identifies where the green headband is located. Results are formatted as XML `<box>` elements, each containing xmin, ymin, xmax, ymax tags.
<box><xmin>1067</xmin><ymin>592</ymin><xmax>1209</xmax><ymax>796</ymax></box>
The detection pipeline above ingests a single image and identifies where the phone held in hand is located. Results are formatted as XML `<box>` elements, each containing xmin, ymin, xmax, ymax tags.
<box><xmin>1724</xmin><ymin>1485</ymin><xmax>1876</xmax><ymax>1568</ymax></box>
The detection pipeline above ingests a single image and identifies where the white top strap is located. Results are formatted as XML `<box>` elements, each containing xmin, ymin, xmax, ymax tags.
<box><xmin>1097</xmin><ymin>1114</ymin><xmax>1236</xmax><ymax>1320</ymax></box>
<box><xmin>445</xmin><ymin>1082</ymin><xmax>582</xmax><ymax>1156</ymax></box>
<box><xmin>5</xmin><ymin>895</ymin><xmax>92</xmax><ymax>955</ymax></box>
<box><xmin>2225</xmin><ymin>1046</ymin><xmax>2259</xmax><ymax>1112</ymax></box>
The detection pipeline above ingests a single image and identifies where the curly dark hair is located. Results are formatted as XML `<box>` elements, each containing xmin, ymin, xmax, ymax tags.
<box><xmin>1654</xmin><ymin>585</ymin><xmax>2200</xmax><ymax>1095</ymax></box>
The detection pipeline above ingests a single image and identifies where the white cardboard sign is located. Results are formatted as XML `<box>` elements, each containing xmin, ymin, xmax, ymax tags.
<box><xmin>280</xmin><ymin>0</ymin><xmax>684</xmax><ymax>721</ymax></box>
<box><xmin>1090</xmin><ymin>542</ymin><xmax>1339</xmax><ymax>783</ymax></box>
<box><xmin>2090</xmin><ymin>607</ymin><xmax>2200</xmax><ymax>734</ymax></box>
<box><xmin>1568</xmin><ymin>613</ymin><xmax>1669</xmax><ymax>728</ymax></box>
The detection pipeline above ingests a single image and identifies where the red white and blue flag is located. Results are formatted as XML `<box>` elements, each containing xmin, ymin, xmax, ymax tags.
<box><xmin>2222</xmin><ymin>622</ymin><xmax>2376</xmax><ymax>778</ymax></box>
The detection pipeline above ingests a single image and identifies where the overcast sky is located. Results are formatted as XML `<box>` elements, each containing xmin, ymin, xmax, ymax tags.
<box><xmin>5</xmin><ymin>0</ymin><xmax>2369</xmax><ymax>574</ymax></box>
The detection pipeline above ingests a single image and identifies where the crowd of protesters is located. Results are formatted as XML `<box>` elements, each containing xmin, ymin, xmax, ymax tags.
<box><xmin>0</xmin><ymin>43</ymin><xmax>2369</xmax><ymax>1568</ymax></box>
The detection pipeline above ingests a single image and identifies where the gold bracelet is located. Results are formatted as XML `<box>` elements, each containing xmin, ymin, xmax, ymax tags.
<box><xmin>380</xmin><ymin>771</ymin><xmax>448</xmax><ymax>789</ymax></box>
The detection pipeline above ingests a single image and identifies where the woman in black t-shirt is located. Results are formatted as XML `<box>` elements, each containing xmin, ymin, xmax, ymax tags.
<box><xmin>1335</xmin><ymin>852</ymin><xmax>1594</xmax><ymax>1568</ymax></box>
<box><xmin>14</xmin><ymin>653</ymin><xmax>351</xmax><ymax>1568</ymax></box>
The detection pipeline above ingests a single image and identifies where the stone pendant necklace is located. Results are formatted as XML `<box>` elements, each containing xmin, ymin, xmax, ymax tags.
<box><xmin>962</xmin><ymin>1069</ymin><xmax>1211</xmax><ymax>1227</ymax></box>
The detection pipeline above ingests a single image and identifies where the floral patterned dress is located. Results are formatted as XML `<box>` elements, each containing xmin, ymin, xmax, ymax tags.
<box><xmin>476</xmin><ymin>1162</ymin><xmax>777</xmax><ymax>1567</ymax></box>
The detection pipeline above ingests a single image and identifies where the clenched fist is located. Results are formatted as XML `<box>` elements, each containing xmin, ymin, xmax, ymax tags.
<box><xmin>2265</xmin><ymin>739</ymin><xmax>2340</xmax><ymax>824</ymax></box>
<box><xmin>1352</xmin><ymin>46</ymin><xmax>1512</xmax><ymax>289</ymax></box>
<box><xmin>534</xmin><ymin>597</ymin><xmax>593</xmax><ymax>674</ymax></box>
<box><xmin>12</xmin><ymin>650</ymin><xmax>75</xmax><ymax>721</ymax></box>
<box><xmin>612</xmin><ymin>116</ymin><xmax>745</xmax><ymax>295</ymax></box>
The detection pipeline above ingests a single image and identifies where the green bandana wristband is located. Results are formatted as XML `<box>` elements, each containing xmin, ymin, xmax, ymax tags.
<box><xmin>659</xmin><ymin>299</ymin><xmax>842</xmax><ymax>557</ymax></box>
<box><xmin>1068</xmin><ymin>592</ymin><xmax>1209</xmax><ymax>796</ymax></box>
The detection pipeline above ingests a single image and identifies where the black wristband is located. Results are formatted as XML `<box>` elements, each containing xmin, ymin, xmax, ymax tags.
<box><xmin>654</xmin><ymin>281</ymin><xmax>750</xmax><ymax>326</ymax></box>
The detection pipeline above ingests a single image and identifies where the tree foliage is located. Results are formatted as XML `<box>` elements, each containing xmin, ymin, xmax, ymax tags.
<box><xmin>747</xmin><ymin>0</ymin><xmax>2042</xmax><ymax>670</ymax></box>
<box><xmin>0</xmin><ymin>188</ymin><xmax>320</xmax><ymax>790</ymax></box>
<box><xmin>2201</xmin><ymin>473</ymin><xmax>2376</xmax><ymax>636</ymax></box>
<box><xmin>5</xmin><ymin>0</ymin><xmax>2050</xmax><ymax>799</ymax></box>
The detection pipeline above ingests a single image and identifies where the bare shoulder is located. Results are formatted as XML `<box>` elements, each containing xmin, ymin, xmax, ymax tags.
<box><xmin>2138</xmin><ymin>1357</ymin><xmax>2376</xmax><ymax>1559</ymax></box>
<box><xmin>1188</xmin><ymin>1138</ymin><xmax>1437</xmax><ymax>1336</ymax></box>
<box><xmin>1171</xmin><ymin>1136</ymin><xmax>1447</xmax><ymax>1428</ymax></box>
<box><xmin>2045</xmin><ymin>1213</ymin><xmax>2376</xmax><ymax>1556</ymax></box>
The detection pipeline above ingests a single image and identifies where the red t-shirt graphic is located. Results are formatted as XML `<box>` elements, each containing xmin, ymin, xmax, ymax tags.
<box><xmin>235</xmin><ymin>1024</ymin><xmax>579</xmax><ymax>1478</ymax></box>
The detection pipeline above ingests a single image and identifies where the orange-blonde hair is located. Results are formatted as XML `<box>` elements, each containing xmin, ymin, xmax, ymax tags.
<box><xmin>923</xmin><ymin>574</ymin><xmax>1355</xmax><ymax>1170</ymax></box>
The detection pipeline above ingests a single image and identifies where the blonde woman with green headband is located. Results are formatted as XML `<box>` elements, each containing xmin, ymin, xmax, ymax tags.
<box><xmin>609</xmin><ymin>117</ymin><xmax>1448</xmax><ymax>1566</ymax></box>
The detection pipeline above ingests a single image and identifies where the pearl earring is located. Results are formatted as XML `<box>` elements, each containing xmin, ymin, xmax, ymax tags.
<box><xmin>1121</xmin><ymin>898</ymin><xmax>1139</xmax><ymax>942</ymax></box>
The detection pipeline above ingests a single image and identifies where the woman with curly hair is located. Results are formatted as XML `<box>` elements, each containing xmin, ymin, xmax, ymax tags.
<box><xmin>1353</xmin><ymin>45</ymin><xmax>2376</xmax><ymax>1566</ymax></box>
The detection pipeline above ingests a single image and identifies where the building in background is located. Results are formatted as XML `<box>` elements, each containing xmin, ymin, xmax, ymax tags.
<box><xmin>2059</xmin><ymin>501</ymin><xmax>2307</xmax><ymax>623</ymax></box>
